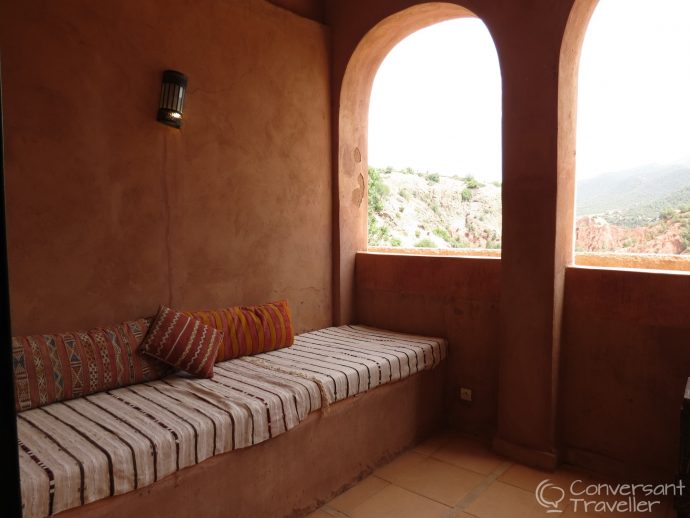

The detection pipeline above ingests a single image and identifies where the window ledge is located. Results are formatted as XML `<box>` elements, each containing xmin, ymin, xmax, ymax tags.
<box><xmin>366</xmin><ymin>247</ymin><xmax>501</xmax><ymax>258</ymax></box>
<box><xmin>366</xmin><ymin>248</ymin><xmax>690</xmax><ymax>272</ymax></box>
<box><xmin>574</xmin><ymin>252</ymin><xmax>690</xmax><ymax>273</ymax></box>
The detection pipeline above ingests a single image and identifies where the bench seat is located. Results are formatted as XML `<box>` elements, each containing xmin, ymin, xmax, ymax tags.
<box><xmin>18</xmin><ymin>325</ymin><xmax>446</xmax><ymax>517</ymax></box>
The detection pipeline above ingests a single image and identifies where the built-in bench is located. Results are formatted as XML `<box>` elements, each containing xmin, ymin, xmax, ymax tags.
<box><xmin>18</xmin><ymin>325</ymin><xmax>447</xmax><ymax>518</ymax></box>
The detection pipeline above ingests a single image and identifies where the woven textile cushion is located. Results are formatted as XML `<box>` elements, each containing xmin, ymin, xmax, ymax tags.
<box><xmin>186</xmin><ymin>299</ymin><xmax>294</xmax><ymax>361</ymax></box>
<box><xmin>12</xmin><ymin>318</ymin><xmax>170</xmax><ymax>412</ymax></box>
<box><xmin>140</xmin><ymin>305</ymin><xmax>222</xmax><ymax>378</ymax></box>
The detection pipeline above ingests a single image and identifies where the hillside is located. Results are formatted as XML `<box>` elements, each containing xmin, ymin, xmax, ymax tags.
<box><xmin>574</xmin><ymin>160</ymin><xmax>690</xmax><ymax>253</ymax></box>
<box><xmin>368</xmin><ymin>167</ymin><xmax>501</xmax><ymax>249</ymax></box>
<box><xmin>369</xmin><ymin>164</ymin><xmax>690</xmax><ymax>255</ymax></box>
<box><xmin>576</xmin><ymin>161</ymin><xmax>690</xmax><ymax>226</ymax></box>
<box><xmin>576</xmin><ymin>211</ymin><xmax>690</xmax><ymax>254</ymax></box>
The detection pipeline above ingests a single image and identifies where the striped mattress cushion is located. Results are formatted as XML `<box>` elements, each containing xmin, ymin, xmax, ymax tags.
<box><xmin>243</xmin><ymin>325</ymin><xmax>447</xmax><ymax>405</ymax></box>
<box><xmin>18</xmin><ymin>325</ymin><xmax>446</xmax><ymax>517</ymax></box>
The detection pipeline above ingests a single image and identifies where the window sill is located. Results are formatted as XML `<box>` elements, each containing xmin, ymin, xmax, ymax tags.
<box><xmin>574</xmin><ymin>252</ymin><xmax>690</xmax><ymax>273</ymax></box>
<box><xmin>366</xmin><ymin>248</ymin><xmax>690</xmax><ymax>272</ymax></box>
<box><xmin>366</xmin><ymin>247</ymin><xmax>501</xmax><ymax>259</ymax></box>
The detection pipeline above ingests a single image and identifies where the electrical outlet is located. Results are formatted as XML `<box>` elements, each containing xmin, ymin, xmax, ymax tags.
<box><xmin>460</xmin><ymin>387</ymin><xmax>473</xmax><ymax>402</ymax></box>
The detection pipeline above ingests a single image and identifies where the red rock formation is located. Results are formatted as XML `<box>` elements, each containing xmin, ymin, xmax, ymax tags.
<box><xmin>576</xmin><ymin>214</ymin><xmax>690</xmax><ymax>254</ymax></box>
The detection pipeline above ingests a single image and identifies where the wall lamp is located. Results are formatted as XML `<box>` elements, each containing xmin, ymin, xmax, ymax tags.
<box><xmin>157</xmin><ymin>70</ymin><xmax>188</xmax><ymax>128</ymax></box>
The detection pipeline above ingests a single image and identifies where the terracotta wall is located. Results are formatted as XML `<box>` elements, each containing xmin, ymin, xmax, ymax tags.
<box><xmin>4</xmin><ymin>0</ymin><xmax>690</xmax><ymax>483</ymax></box>
<box><xmin>336</xmin><ymin>0</ymin><xmax>690</xmax><ymax>480</ymax></box>
<box><xmin>268</xmin><ymin>0</ymin><xmax>325</xmax><ymax>22</ymax></box>
<box><xmin>561</xmin><ymin>267</ymin><xmax>690</xmax><ymax>479</ymax></box>
<box><xmin>356</xmin><ymin>253</ymin><xmax>501</xmax><ymax>435</ymax></box>
<box><xmin>327</xmin><ymin>0</ymin><xmax>579</xmax><ymax>470</ymax></box>
<box><xmin>0</xmin><ymin>0</ymin><xmax>332</xmax><ymax>336</ymax></box>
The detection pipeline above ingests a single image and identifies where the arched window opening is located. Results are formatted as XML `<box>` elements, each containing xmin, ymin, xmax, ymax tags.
<box><xmin>576</xmin><ymin>0</ymin><xmax>690</xmax><ymax>265</ymax></box>
<box><xmin>367</xmin><ymin>18</ymin><xmax>502</xmax><ymax>253</ymax></box>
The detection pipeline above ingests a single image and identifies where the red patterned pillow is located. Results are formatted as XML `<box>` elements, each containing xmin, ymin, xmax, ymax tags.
<box><xmin>12</xmin><ymin>318</ymin><xmax>170</xmax><ymax>412</ymax></box>
<box><xmin>186</xmin><ymin>299</ymin><xmax>294</xmax><ymax>361</ymax></box>
<box><xmin>140</xmin><ymin>306</ymin><xmax>222</xmax><ymax>378</ymax></box>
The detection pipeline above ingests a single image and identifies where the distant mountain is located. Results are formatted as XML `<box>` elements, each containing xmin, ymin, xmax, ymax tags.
<box><xmin>576</xmin><ymin>162</ymin><xmax>690</xmax><ymax>225</ymax></box>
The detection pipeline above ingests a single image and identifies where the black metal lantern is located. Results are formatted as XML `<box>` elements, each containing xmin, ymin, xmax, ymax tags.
<box><xmin>157</xmin><ymin>70</ymin><xmax>187</xmax><ymax>128</ymax></box>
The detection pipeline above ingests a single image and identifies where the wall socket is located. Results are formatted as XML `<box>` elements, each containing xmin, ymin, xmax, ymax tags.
<box><xmin>460</xmin><ymin>387</ymin><xmax>473</xmax><ymax>402</ymax></box>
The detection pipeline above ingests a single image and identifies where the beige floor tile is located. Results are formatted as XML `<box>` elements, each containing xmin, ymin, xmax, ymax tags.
<box><xmin>328</xmin><ymin>475</ymin><xmax>389</xmax><ymax>515</ymax></box>
<box><xmin>431</xmin><ymin>435</ymin><xmax>505</xmax><ymax>475</ymax></box>
<box><xmin>413</xmin><ymin>431</ymin><xmax>454</xmax><ymax>456</ymax></box>
<box><xmin>465</xmin><ymin>480</ymin><xmax>565</xmax><ymax>518</ymax></box>
<box><xmin>375</xmin><ymin>450</ymin><xmax>427</xmax><ymax>481</ymax></box>
<box><xmin>381</xmin><ymin>455</ymin><xmax>486</xmax><ymax>506</ymax></box>
<box><xmin>348</xmin><ymin>485</ymin><xmax>452</xmax><ymax>518</ymax></box>
<box><xmin>313</xmin><ymin>432</ymin><xmax>679</xmax><ymax>518</ymax></box>
<box><xmin>499</xmin><ymin>463</ymin><xmax>589</xmax><ymax>493</ymax></box>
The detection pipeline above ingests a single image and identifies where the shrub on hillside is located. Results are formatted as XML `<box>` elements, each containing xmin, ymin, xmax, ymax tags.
<box><xmin>368</xmin><ymin>167</ymin><xmax>390</xmax><ymax>213</ymax></box>
<box><xmin>414</xmin><ymin>238</ymin><xmax>437</xmax><ymax>248</ymax></box>
<box><xmin>433</xmin><ymin>227</ymin><xmax>451</xmax><ymax>242</ymax></box>
<box><xmin>463</xmin><ymin>175</ymin><xmax>483</xmax><ymax>189</ymax></box>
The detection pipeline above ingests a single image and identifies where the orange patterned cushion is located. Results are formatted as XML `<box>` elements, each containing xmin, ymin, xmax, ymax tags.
<box><xmin>12</xmin><ymin>318</ymin><xmax>170</xmax><ymax>412</ymax></box>
<box><xmin>187</xmin><ymin>299</ymin><xmax>294</xmax><ymax>361</ymax></box>
<box><xmin>140</xmin><ymin>306</ymin><xmax>222</xmax><ymax>378</ymax></box>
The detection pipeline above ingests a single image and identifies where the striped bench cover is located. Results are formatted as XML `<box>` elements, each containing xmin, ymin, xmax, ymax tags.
<box><xmin>18</xmin><ymin>325</ymin><xmax>446</xmax><ymax>517</ymax></box>
<box><xmin>244</xmin><ymin>325</ymin><xmax>447</xmax><ymax>404</ymax></box>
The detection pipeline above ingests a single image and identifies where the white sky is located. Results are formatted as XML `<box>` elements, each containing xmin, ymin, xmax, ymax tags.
<box><xmin>368</xmin><ymin>0</ymin><xmax>690</xmax><ymax>182</ymax></box>
<box><xmin>368</xmin><ymin>18</ymin><xmax>502</xmax><ymax>181</ymax></box>
<box><xmin>577</xmin><ymin>0</ymin><xmax>690</xmax><ymax>178</ymax></box>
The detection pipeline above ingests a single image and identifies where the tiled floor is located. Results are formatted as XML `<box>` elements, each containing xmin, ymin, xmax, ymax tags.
<box><xmin>307</xmin><ymin>432</ymin><xmax>675</xmax><ymax>518</ymax></box>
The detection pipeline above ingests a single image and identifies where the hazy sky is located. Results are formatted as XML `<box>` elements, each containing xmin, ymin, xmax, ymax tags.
<box><xmin>368</xmin><ymin>18</ymin><xmax>501</xmax><ymax>181</ymax></box>
<box><xmin>368</xmin><ymin>0</ymin><xmax>690</xmax><ymax>182</ymax></box>
<box><xmin>577</xmin><ymin>0</ymin><xmax>690</xmax><ymax>178</ymax></box>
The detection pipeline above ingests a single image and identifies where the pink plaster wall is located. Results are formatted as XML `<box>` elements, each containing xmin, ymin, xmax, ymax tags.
<box><xmin>269</xmin><ymin>0</ymin><xmax>325</xmax><ymax>22</ymax></box>
<box><xmin>4</xmin><ymin>0</ymin><xmax>690</xmax><ymax>484</ymax></box>
<box><xmin>340</xmin><ymin>0</ymin><xmax>690</xmax><ymax>479</ymax></box>
<box><xmin>327</xmin><ymin>0</ymin><xmax>576</xmax><ymax>469</ymax></box>
<box><xmin>0</xmin><ymin>0</ymin><xmax>332</xmax><ymax>336</ymax></box>
<box><xmin>356</xmin><ymin>252</ymin><xmax>501</xmax><ymax>435</ymax></box>
<box><xmin>561</xmin><ymin>267</ymin><xmax>690</xmax><ymax>479</ymax></box>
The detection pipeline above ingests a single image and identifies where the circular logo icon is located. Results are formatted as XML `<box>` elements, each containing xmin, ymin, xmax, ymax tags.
<box><xmin>535</xmin><ymin>479</ymin><xmax>565</xmax><ymax>513</ymax></box>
